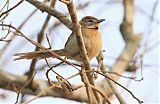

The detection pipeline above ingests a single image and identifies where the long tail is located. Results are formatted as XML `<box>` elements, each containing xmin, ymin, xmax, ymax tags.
<box><xmin>14</xmin><ymin>49</ymin><xmax>66</xmax><ymax>60</ymax></box>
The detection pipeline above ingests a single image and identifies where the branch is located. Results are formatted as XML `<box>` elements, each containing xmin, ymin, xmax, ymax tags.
<box><xmin>112</xmin><ymin>0</ymin><xmax>142</xmax><ymax>81</ymax></box>
<box><xmin>25</xmin><ymin>0</ymin><xmax>73</xmax><ymax>30</ymax></box>
<box><xmin>0</xmin><ymin>0</ymin><xmax>24</xmax><ymax>20</ymax></box>
<box><xmin>27</xmin><ymin>0</ymin><xmax>56</xmax><ymax>89</ymax></box>
<box><xmin>60</xmin><ymin>0</ymin><xmax>99</xmax><ymax>103</ymax></box>
<box><xmin>0</xmin><ymin>24</ymin><xmax>80</xmax><ymax>71</ymax></box>
<box><xmin>0</xmin><ymin>0</ymin><xmax>144</xmax><ymax>103</ymax></box>
<box><xmin>0</xmin><ymin>69</ymin><xmax>89</xmax><ymax>102</ymax></box>
<box><xmin>0</xmin><ymin>8</ymin><xmax>38</xmax><ymax>59</ymax></box>
<box><xmin>97</xmin><ymin>0</ymin><xmax>143</xmax><ymax>103</ymax></box>
<box><xmin>97</xmin><ymin>51</ymin><xmax>127</xmax><ymax>104</ymax></box>
<box><xmin>48</xmin><ymin>1</ymin><xmax>90</xmax><ymax>34</ymax></box>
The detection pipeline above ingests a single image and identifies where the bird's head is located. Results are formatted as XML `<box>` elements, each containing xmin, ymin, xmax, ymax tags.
<box><xmin>80</xmin><ymin>16</ymin><xmax>105</xmax><ymax>29</ymax></box>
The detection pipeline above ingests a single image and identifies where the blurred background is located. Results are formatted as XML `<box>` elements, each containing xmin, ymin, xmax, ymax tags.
<box><xmin>0</xmin><ymin>0</ymin><xmax>159</xmax><ymax>104</ymax></box>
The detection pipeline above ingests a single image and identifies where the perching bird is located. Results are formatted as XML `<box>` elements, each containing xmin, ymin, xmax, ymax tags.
<box><xmin>14</xmin><ymin>16</ymin><xmax>105</xmax><ymax>62</ymax></box>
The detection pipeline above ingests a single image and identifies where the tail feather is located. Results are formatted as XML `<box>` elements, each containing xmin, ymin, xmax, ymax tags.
<box><xmin>14</xmin><ymin>49</ymin><xmax>66</xmax><ymax>60</ymax></box>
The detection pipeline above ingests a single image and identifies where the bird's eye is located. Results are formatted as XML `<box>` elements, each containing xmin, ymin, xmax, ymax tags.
<box><xmin>88</xmin><ymin>20</ymin><xmax>93</xmax><ymax>22</ymax></box>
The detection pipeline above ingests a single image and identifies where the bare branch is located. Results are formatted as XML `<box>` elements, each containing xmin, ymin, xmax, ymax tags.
<box><xmin>27</xmin><ymin>0</ymin><xmax>57</xmax><ymax>89</ymax></box>
<box><xmin>97</xmin><ymin>51</ymin><xmax>127</xmax><ymax>104</ymax></box>
<box><xmin>60</xmin><ymin>0</ymin><xmax>100</xmax><ymax>103</ymax></box>
<box><xmin>0</xmin><ymin>24</ymin><xmax>80</xmax><ymax>71</ymax></box>
<box><xmin>25</xmin><ymin>0</ymin><xmax>73</xmax><ymax>30</ymax></box>
<box><xmin>0</xmin><ymin>0</ymin><xmax>24</xmax><ymax>19</ymax></box>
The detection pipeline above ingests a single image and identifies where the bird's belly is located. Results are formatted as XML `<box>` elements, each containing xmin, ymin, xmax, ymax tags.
<box><xmin>83</xmin><ymin>31</ymin><xmax>102</xmax><ymax>60</ymax></box>
<box><xmin>85</xmin><ymin>40</ymin><xmax>101</xmax><ymax>60</ymax></box>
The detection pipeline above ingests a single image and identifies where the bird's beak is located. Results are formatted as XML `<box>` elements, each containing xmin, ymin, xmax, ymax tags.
<box><xmin>98</xmin><ymin>19</ymin><xmax>105</xmax><ymax>23</ymax></box>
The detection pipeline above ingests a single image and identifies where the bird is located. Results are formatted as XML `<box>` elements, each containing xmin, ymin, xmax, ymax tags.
<box><xmin>14</xmin><ymin>16</ymin><xmax>105</xmax><ymax>62</ymax></box>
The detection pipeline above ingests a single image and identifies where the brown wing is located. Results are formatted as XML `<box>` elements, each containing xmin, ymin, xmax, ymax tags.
<box><xmin>63</xmin><ymin>32</ymin><xmax>81</xmax><ymax>61</ymax></box>
<box><xmin>64</xmin><ymin>32</ymin><xmax>74</xmax><ymax>48</ymax></box>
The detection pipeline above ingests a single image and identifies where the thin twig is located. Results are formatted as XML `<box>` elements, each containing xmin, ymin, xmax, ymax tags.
<box><xmin>22</xmin><ymin>72</ymin><xmax>81</xmax><ymax>104</ymax></box>
<box><xmin>48</xmin><ymin>1</ymin><xmax>90</xmax><ymax>34</ymax></box>
<box><xmin>15</xmin><ymin>72</ymin><xmax>37</xmax><ymax>104</ymax></box>
<box><xmin>0</xmin><ymin>0</ymin><xmax>9</xmax><ymax>12</ymax></box>
<box><xmin>0</xmin><ymin>0</ymin><xmax>24</xmax><ymax>18</ymax></box>
<box><xmin>94</xmin><ymin>70</ymin><xmax>143</xmax><ymax>104</ymax></box>
<box><xmin>60</xmin><ymin>0</ymin><xmax>100</xmax><ymax>103</ymax></box>
<box><xmin>0</xmin><ymin>24</ymin><xmax>80</xmax><ymax>71</ymax></box>
<box><xmin>25</xmin><ymin>0</ymin><xmax>73</xmax><ymax>30</ymax></box>
<box><xmin>97</xmin><ymin>51</ymin><xmax>127</xmax><ymax>104</ymax></box>
<box><xmin>0</xmin><ymin>8</ymin><xmax>38</xmax><ymax>58</ymax></box>
<box><xmin>90</xmin><ymin>85</ymin><xmax>111</xmax><ymax>104</ymax></box>
<box><xmin>26</xmin><ymin>0</ymin><xmax>56</xmax><ymax>90</ymax></box>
